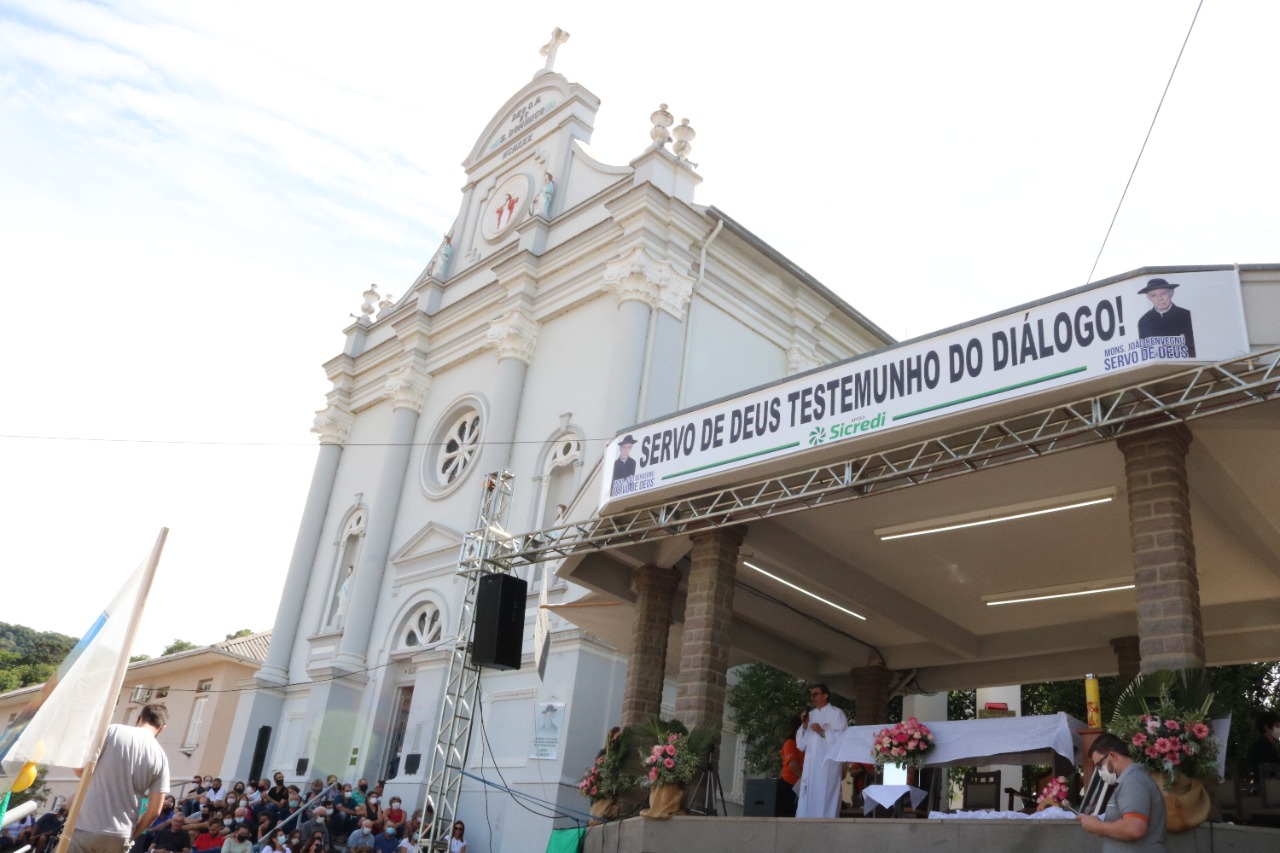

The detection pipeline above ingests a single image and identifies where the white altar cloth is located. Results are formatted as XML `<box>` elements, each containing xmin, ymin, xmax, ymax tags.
<box><xmin>830</xmin><ymin>712</ymin><xmax>1084</xmax><ymax>768</ymax></box>
<box><xmin>862</xmin><ymin>784</ymin><xmax>927</xmax><ymax>814</ymax></box>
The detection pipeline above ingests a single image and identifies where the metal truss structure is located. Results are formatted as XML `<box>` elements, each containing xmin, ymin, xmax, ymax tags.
<box><xmin>497</xmin><ymin>347</ymin><xmax>1280</xmax><ymax>566</ymax></box>
<box><xmin>420</xmin><ymin>471</ymin><xmax>515</xmax><ymax>849</ymax></box>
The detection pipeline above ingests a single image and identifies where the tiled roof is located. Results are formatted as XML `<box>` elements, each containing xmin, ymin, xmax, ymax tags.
<box><xmin>213</xmin><ymin>630</ymin><xmax>272</xmax><ymax>663</ymax></box>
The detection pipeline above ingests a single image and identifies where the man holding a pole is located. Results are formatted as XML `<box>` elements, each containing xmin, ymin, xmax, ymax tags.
<box><xmin>67</xmin><ymin>704</ymin><xmax>170</xmax><ymax>853</ymax></box>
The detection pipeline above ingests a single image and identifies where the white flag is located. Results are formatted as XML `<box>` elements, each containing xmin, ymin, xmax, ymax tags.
<box><xmin>0</xmin><ymin>534</ymin><xmax>163</xmax><ymax>780</ymax></box>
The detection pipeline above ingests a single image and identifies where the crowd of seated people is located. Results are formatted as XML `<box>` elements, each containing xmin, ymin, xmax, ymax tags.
<box><xmin>24</xmin><ymin>775</ymin><xmax>431</xmax><ymax>853</ymax></box>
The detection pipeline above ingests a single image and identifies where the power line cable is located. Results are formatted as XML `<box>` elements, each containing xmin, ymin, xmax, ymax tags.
<box><xmin>1085</xmin><ymin>0</ymin><xmax>1205</xmax><ymax>285</ymax></box>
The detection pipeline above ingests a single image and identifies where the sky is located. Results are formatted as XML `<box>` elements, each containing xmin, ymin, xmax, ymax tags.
<box><xmin>2</xmin><ymin>0</ymin><xmax>1277</xmax><ymax>658</ymax></box>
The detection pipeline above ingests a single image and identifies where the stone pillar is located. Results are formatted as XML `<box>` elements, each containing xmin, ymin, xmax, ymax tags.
<box><xmin>851</xmin><ymin>664</ymin><xmax>893</xmax><ymax>726</ymax></box>
<box><xmin>602</xmin><ymin>247</ymin><xmax>693</xmax><ymax>432</ymax></box>
<box><xmin>473</xmin><ymin>309</ymin><xmax>538</xmax><ymax>477</ymax></box>
<box><xmin>1110</xmin><ymin>635</ymin><xmax>1142</xmax><ymax>683</ymax></box>
<box><xmin>1117</xmin><ymin>425</ymin><xmax>1205</xmax><ymax>673</ymax></box>
<box><xmin>674</xmin><ymin>526</ymin><xmax>746</xmax><ymax>729</ymax></box>
<box><xmin>620</xmin><ymin>565</ymin><xmax>679</xmax><ymax>727</ymax></box>
<box><xmin>257</xmin><ymin>405</ymin><xmax>352</xmax><ymax>686</ymax></box>
<box><xmin>334</xmin><ymin>366</ymin><xmax>430</xmax><ymax>670</ymax></box>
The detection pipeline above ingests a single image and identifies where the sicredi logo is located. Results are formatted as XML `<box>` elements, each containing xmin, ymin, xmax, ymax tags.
<box><xmin>812</xmin><ymin>411</ymin><xmax>886</xmax><ymax>446</ymax></box>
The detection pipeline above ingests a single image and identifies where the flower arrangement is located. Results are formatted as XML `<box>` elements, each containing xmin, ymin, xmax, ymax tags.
<box><xmin>576</xmin><ymin>728</ymin><xmax>632</xmax><ymax>801</ymax></box>
<box><xmin>635</xmin><ymin>719</ymin><xmax>715</xmax><ymax>787</ymax></box>
<box><xmin>1117</xmin><ymin>712</ymin><xmax>1218</xmax><ymax>781</ymax></box>
<box><xmin>870</xmin><ymin>716</ymin><xmax>935</xmax><ymax>768</ymax></box>
<box><xmin>1110</xmin><ymin>668</ymin><xmax>1223</xmax><ymax>787</ymax></box>
<box><xmin>1036</xmin><ymin>775</ymin><xmax>1071</xmax><ymax>810</ymax></box>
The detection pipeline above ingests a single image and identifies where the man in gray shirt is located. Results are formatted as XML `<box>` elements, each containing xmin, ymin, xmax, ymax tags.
<box><xmin>1079</xmin><ymin>732</ymin><xmax>1167</xmax><ymax>853</ymax></box>
<box><xmin>346</xmin><ymin>820</ymin><xmax>377</xmax><ymax>852</ymax></box>
<box><xmin>70</xmin><ymin>704</ymin><xmax>171</xmax><ymax>853</ymax></box>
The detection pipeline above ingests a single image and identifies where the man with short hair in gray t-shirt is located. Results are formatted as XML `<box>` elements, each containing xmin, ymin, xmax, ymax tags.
<box><xmin>1080</xmin><ymin>732</ymin><xmax>1167</xmax><ymax>853</ymax></box>
<box><xmin>70</xmin><ymin>704</ymin><xmax>171</xmax><ymax>853</ymax></box>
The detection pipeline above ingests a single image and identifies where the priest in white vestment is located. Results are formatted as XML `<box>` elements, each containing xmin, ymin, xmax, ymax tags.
<box><xmin>795</xmin><ymin>683</ymin><xmax>849</xmax><ymax>818</ymax></box>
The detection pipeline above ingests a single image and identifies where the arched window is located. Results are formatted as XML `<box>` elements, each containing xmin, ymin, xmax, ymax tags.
<box><xmin>396</xmin><ymin>600</ymin><xmax>444</xmax><ymax>651</ymax></box>
<box><xmin>540</xmin><ymin>433</ymin><xmax>582</xmax><ymax>527</ymax></box>
<box><xmin>323</xmin><ymin>508</ymin><xmax>366</xmax><ymax>630</ymax></box>
<box><xmin>420</xmin><ymin>397</ymin><xmax>487</xmax><ymax>498</ymax></box>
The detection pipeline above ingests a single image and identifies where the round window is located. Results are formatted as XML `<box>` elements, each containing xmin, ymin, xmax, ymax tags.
<box><xmin>421</xmin><ymin>401</ymin><xmax>486</xmax><ymax>498</ymax></box>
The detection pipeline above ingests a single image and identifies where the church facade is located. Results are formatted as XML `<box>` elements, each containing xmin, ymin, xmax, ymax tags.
<box><xmin>225</xmin><ymin>54</ymin><xmax>891</xmax><ymax>849</ymax></box>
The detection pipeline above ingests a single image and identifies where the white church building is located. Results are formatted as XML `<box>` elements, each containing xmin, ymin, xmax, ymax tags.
<box><xmin>224</xmin><ymin>43</ymin><xmax>892</xmax><ymax>850</ymax></box>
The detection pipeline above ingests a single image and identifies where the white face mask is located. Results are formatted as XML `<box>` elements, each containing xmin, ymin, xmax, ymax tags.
<box><xmin>1271</xmin><ymin>726</ymin><xmax>1280</xmax><ymax>739</ymax></box>
<box><xmin>1095</xmin><ymin>757</ymin><xmax>1119</xmax><ymax>785</ymax></box>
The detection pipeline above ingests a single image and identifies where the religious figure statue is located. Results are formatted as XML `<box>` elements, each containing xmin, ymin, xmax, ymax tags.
<box><xmin>427</xmin><ymin>234</ymin><xmax>452</xmax><ymax>279</ymax></box>
<box><xmin>535</xmin><ymin>172</ymin><xmax>554</xmax><ymax>218</ymax></box>
<box><xmin>330</xmin><ymin>564</ymin><xmax>354</xmax><ymax>627</ymax></box>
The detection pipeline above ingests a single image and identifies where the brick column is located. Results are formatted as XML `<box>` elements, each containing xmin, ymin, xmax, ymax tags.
<box><xmin>1110</xmin><ymin>635</ymin><xmax>1142</xmax><ymax>683</ymax></box>
<box><xmin>620</xmin><ymin>564</ymin><xmax>680</xmax><ymax>727</ymax></box>
<box><xmin>851</xmin><ymin>664</ymin><xmax>893</xmax><ymax>725</ymax></box>
<box><xmin>674</xmin><ymin>526</ymin><xmax>746</xmax><ymax>729</ymax></box>
<box><xmin>1117</xmin><ymin>425</ymin><xmax>1205</xmax><ymax>673</ymax></box>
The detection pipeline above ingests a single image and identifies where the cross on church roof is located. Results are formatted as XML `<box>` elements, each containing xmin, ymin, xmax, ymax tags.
<box><xmin>538</xmin><ymin>27</ymin><xmax>569</xmax><ymax>74</ymax></box>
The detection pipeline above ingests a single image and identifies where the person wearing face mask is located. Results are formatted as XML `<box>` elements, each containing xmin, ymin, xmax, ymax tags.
<box><xmin>1246</xmin><ymin>711</ymin><xmax>1280</xmax><ymax>779</ymax></box>
<box><xmin>346</xmin><ymin>820</ymin><xmax>376</xmax><ymax>852</ymax></box>
<box><xmin>371</xmin><ymin>826</ymin><xmax>398</xmax><ymax>853</ymax></box>
<box><xmin>351</xmin><ymin>780</ymin><xmax>369</xmax><ymax>808</ymax></box>
<box><xmin>266</xmin><ymin>775</ymin><xmax>289</xmax><ymax>808</ymax></box>
<box><xmin>220</xmin><ymin>826</ymin><xmax>253</xmax><ymax>853</ymax></box>
<box><xmin>381</xmin><ymin>799</ymin><xmax>405</xmax><ymax>839</ymax></box>
<box><xmin>1079</xmin><ymin>732</ymin><xmax>1166</xmax><ymax>852</ymax></box>
<box><xmin>296</xmin><ymin>809</ymin><xmax>329</xmax><ymax>851</ymax></box>
<box><xmin>332</xmin><ymin>785</ymin><xmax>359</xmax><ymax>838</ymax></box>
<box><xmin>362</xmin><ymin>795</ymin><xmax>383</xmax><ymax>834</ymax></box>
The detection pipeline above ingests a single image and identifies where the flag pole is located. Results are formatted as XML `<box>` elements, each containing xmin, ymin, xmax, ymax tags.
<box><xmin>54</xmin><ymin>529</ymin><xmax>169</xmax><ymax>853</ymax></box>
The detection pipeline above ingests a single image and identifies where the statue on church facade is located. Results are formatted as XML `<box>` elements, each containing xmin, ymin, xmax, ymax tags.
<box><xmin>535</xmin><ymin>172</ymin><xmax>554</xmax><ymax>218</ymax></box>
<box><xmin>427</xmin><ymin>234</ymin><xmax>452</xmax><ymax>279</ymax></box>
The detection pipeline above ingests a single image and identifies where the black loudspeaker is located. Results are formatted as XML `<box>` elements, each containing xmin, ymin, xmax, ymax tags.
<box><xmin>744</xmin><ymin>778</ymin><xmax>794</xmax><ymax>817</ymax></box>
<box><xmin>404</xmin><ymin>753</ymin><xmax>421</xmax><ymax>775</ymax></box>
<box><xmin>472</xmin><ymin>573</ymin><xmax>527</xmax><ymax>670</ymax></box>
<box><xmin>249</xmin><ymin>725</ymin><xmax>272</xmax><ymax>783</ymax></box>
<box><xmin>295</xmin><ymin>757</ymin><xmax>309</xmax><ymax>775</ymax></box>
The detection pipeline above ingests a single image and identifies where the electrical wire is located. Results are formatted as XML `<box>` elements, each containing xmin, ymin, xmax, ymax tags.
<box><xmin>473</xmin><ymin>681</ymin><xmax>574</xmax><ymax>822</ymax></box>
<box><xmin>0</xmin><ymin>433</ymin><xmax>618</xmax><ymax>448</ymax></box>
<box><xmin>1085</xmin><ymin>0</ymin><xmax>1205</xmax><ymax>285</ymax></box>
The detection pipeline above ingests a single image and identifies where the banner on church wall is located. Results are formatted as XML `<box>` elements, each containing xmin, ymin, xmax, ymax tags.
<box><xmin>600</xmin><ymin>269</ymin><xmax>1249</xmax><ymax>510</ymax></box>
<box><xmin>530</xmin><ymin>702</ymin><xmax>564</xmax><ymax>760</ymax></box>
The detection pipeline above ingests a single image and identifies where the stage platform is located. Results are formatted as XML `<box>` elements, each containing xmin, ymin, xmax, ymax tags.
<box><xmin>579</xmin><ymin>816</ymin><xmax>1279</xmax><ymax>853</ymax></box>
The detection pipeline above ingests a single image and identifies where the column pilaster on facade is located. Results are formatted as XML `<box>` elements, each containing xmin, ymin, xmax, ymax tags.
<box><xmin>1116</xmin><ymin>425</ymin><xmax>1205</xmax><ymax>673</ymax></box>
<box><xmin>602</xmin><ymin>246</ymin><xmax>694</xmax><ymax>321</ymax></box>
<box><xmin>674</xmin><ymin>526</ymin><xmax>746</xmax><ymax>730</ymax></box>
<box><xmin>311</xmin><ymin>405</ymin><xmax>354</xmax><ymax>445</ymax></box>
<box><xmin>333</xmin><ymin>404</ymin><xmax>422</xmax><ymax>670</ymax></box>
<box><xmin>620</xmin><ymin>564</ymin><xmax>680</xmax><ymax>727</ymax></box>
<box><xmin>485</xmin><ymin>309</ymin><xmax>540</xmax><ymax>364</ymax></box>
<box><xmin>257</xmin><ymin>440</ymin><xmax>345</xmax><ymax>685</ymax></box>
<box><xmin>851</xmin><ymin>663</ymin><xmax>894</xmax><ymax>726</ymax></box>
<box><xmin>384</xmin><ymin>364</ymin><xmax>431</xmax><ymax>413</ymax></box>
<box><xmin>1110</xmin><ymin>635</ymin><xmax>1142</xmax><ymax>682</ymax></box>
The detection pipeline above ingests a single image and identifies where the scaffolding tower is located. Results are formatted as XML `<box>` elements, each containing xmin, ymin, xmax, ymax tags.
<box><xmin>419</xmin><ymin>470</ymin><xmax>516</xmax><ymax>849</ymax></box>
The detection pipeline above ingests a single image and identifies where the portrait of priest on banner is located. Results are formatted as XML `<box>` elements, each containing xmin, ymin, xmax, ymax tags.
<box><xmin>1136</xmin><ymin>277</ymin><xmax>1196</xmax><ymax>358</ymax></box>
<box><xmin>609</xmin><ymin>434</ymin><xmax>637</xmax><ymax>497</ymax></box>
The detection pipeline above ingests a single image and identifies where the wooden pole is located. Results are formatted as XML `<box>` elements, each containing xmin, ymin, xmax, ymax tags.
<box><xmin>54</xmin><ymin>529</ymin><xmax>168</xmax><ymax>853</ymax></box>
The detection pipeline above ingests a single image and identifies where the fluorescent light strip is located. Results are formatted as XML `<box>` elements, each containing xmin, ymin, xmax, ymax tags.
<box><xmin>985</xmin><ymin>584</ymin><xmax>1134</xmax><ymax>606</ymax></box>
<box><xmin>875</xmin><ymin>488</ymin><xmax>1116</xmax><ymax>541</ymax></box>
<box><xmin>743</xmin><ymin>561</ymin><xmax>867</xmax><ymax>621</ymax></box>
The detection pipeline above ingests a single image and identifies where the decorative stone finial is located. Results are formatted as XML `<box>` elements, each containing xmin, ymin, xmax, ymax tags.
<box><xmin>537</xmin><ymin>27</ymin><xmax>570</xmax><ymax>75</ymax></box>
<box><xmin>377</xmin><ymin>293</ymin><xmax>395</xmax><ymax>319</ymax></box>
<box><xmin>672</xmin><ymin>118</ymin><xmax>696</xmax><ymax>162</ymax></box>
<box><xmin>357</xmin><ymin>284</ymin><xmax>379</xmax><ymax>326</ymax></box>
<box><xmin>650</xmin><ymin>104</ymin><xmax>673</xmax><ymax>148</ymax></box>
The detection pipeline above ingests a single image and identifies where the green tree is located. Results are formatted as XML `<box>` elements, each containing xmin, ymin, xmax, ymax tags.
<box><xmin>726</xmin><ymin>663</ymin><xmax>811</xmax><ymax>775</ymax></box>
<box><xmin>224</xmin><ymin>629</ymin><xmax>254</xmax><ymax>640</ymax></box>
<box><xmin>161</xmin><ymin>639</ymin><xmax>199</xmax><ymax>656</ymax></box>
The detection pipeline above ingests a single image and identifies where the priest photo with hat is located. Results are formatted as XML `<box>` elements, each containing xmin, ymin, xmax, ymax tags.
<box><xmin>1136</xmin><ymin>277</ymin><xmax>1196</xmax><ymax>357</ymax></box>
<box><xmin>610</xmin><ymin>434</ymin><xmax>638</xmax><ymax>496</ymax></box>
